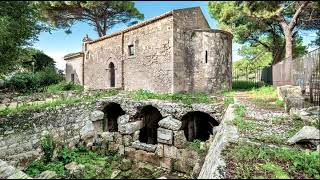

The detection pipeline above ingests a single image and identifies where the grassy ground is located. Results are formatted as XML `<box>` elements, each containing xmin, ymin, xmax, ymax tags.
<box><xmin>223</xmin><ymin>142</ymin><xmax>319</xmax><ymax>179</ymax></box>
<box><xmin>126</xmin><ymin>89</ymin><xmax>215</xmax><ymax>105</ymax></box>
<box><xmin>245</xmin><ymin>86</ymin><xmax>284</xmax><ymax>110</ymax></box>
<box><xmin>221</xmin><ymin>86</ymin><xmax>320</xmax><ymax>179</ymax></box>
<box><xmin>0</xmin><ymin>89</ymin><xmax>222</xmax><ymax>116</ymax></box>
<box><xmin>0</xmin><ymin>90</ymin><xmax>119</xmax><ymax>116</ymax></box>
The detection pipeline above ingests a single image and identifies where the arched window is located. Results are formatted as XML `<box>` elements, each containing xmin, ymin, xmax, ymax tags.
<box><xmin>136</xmin><ymin>105</ymin><xmax>162</xmax><ymax>144</ymax></box>
<box><xmin>102</xmin><ymin>103</ymin><xmax>125</xmax><ymax>132</ymax></box>
<box><xmin>109</xmin><ymin>62</ymin><xmax>115</xmax><ymax>87</ymax></box>
<box><xmin>181</xmin><ymin>111</ymin><xmax>219</xmax><ymax>142</ymax></box>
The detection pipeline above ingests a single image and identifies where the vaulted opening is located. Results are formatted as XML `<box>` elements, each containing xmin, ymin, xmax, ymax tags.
<box><xmin>181</xmin><ymin>111</ymin><xmax>219</xmax><ymax>142</ymax></box>
<box><xmin>102</xmin><ymin>102</ymin><xmax>125</xmax><ymax>132</ymax></box>
<box><xmin>136</xmin><ymin>105</ymin><xmax>162</xmax><ymax>144</ymax></box>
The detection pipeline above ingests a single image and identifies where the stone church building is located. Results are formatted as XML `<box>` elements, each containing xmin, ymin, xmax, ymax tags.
<box><xmin>64</xmin><ymin>7</ymin><xmax>232</xmax><ymax>93</ymax></box>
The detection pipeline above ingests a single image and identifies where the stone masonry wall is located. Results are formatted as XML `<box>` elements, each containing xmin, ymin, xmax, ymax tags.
<box><xmin>122</xmin><ymin>16</ymin><xmax>174</xmax><ymax>93</ymax></box>
<box><xmin>65</xmin><ymin>7</ymin><xmax>232</xmax><ymax>94</ymax></box>
<box><xmin>0</xmin><ymin>102</ymin><xmax>95</xmax><ymax>169</ymax></box>
<box><xmin>66</xmin><ymin>56</ymin><xmax>83</xmax><ymax>85</ymax></box>
<box><xmin>190</xmin><ymin>30</ymin><xmax>232</xmax><ymax>93</ymax></box>
<box><xmin>172</xmin><ymin>7</ymin><xmax>210</xmax><ymax>93</ymax></box>
<box><xmin>83</xmin><ymin>16</ymin><xmax>174</xmax><ymax>93</ymax></box>
<box><xmin>88</xmin><ymin>96</ymin><xmax>225</xmax><ymax>176</ymax></box>
<box><xmin>84</xmin><ymin>35</ymin><xmax>123</xmax><ymax>90</ymax></box>
<box><xmin>0</xmin><ymin>96</ymin><xmax>225</xmax><ymax>174</ymax></box>
<box><xmin>172</xmin><ymin>8</ymin><xmax>232</xmax><ymax>93</ymax></box>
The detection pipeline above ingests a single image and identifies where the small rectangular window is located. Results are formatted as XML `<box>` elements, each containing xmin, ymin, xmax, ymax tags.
<box><xmin>205</xmin><ymin>51</ymin><xmax>208</xmax><ymax>63</ymax></box>
<box><xmin>128</xmin><ymin>45</ymin><xmax>135</xmax><ymax>56</ymax></box>
<box><xmin>71</xmin><ymin>74</ymin><xmax>75</xmax><ymax>83</ymax></box>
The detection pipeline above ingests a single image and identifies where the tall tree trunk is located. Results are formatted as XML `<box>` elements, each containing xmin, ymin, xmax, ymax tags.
<box><xmin>94</xmin><ymin>19</ymin><xmax>104</xmax><ymax>37</ymax></box>
<box><xmin>276</xmin><ymin>1</ymin><xmax>309</xmax><ymax>61</ymax></box>
<box><xmin>283</xmin><ymin>27</ymin><xmax>293</xmax><ymax>61</ymax></box>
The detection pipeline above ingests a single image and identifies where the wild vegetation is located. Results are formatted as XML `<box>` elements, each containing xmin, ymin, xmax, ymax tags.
<box><xmin>223</xmin><ymin>142</ymin><xmax>320</xmax><ymax>179</ymax></box>
<box><xmin>127</xmin><ymin>89</ymin><xmax>214</xmax><ymax>105</ymax></box>
<box><xmin>25</xmin><ymin>146</ymin><xmax>122</xmax><ymax>178</ymax></box>
<box><xmin>0</xmin><ymin>89</ymin><xmax>119</xmax><ymax>116</ymax></box>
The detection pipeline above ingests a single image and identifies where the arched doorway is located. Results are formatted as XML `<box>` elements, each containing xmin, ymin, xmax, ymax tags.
<box><xmin>181</xmin><ymin>111</ymin><xmax>219</xmax><ymax>142</ymax></box>
<box><xmin>109</xmin><ymin>62</ymin><xmax>115</xmax><ymax>87</ymax></box>
<box><xmin>102</xmin><ymin>102</ymin><xmax>125</xmax><ymax>132</ymax></box>
<box><xmin>135</xmin><ymin>105</ymin><xmax>162</xmax><ymax>144</ymax></box>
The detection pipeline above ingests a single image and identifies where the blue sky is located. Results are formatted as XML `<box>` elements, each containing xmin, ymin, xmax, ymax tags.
<box><xmin>32</xmin><ymin>1</ymin><xmax>317</xmax><ymax>71</ymax></box>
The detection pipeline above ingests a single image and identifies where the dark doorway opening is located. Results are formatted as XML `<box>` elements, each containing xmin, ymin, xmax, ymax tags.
<box><xmin>136</xmin><ymin>105</ymin><xmax>162</xmax><ymax>144</ymax></box>
<box><xmin>102</xmin><ymin>102</ymin><xmax>125</xmax><ymax>132</ymax></box>
<box><xmin>109</xmin><ymin>62</ymin><xmax>115</xmax><ymax>87</ymax></box>
<box><xmin>181</xmin><ymin>111</ymin><xmax>219</xmax><ymax>142</ymax></box>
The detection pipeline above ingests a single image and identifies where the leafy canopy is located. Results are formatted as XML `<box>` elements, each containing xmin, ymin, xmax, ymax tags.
<box><xmin>0</xmin><ymin>1</ymin><xmax>46</xmax><ymax>77</ymax></box>
<box><xmin>208</xmin><ymin>1</ymin><xmax>319</xmax><ymax>63</ymax></box>
<box><xmin>33</xmin><ymin>1</ymin><xmax>144</xmax><ymax>37</ymax></box>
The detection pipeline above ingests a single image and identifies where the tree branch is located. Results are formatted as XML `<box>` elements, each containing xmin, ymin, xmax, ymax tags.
<box><xmin>289</xmin><ymin>1</ymin><xmax>310</xmax><ymax>31</ymax></box>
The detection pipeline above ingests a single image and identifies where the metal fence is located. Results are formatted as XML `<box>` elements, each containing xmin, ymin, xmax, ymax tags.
<box><xmin>232</xmin><ymin>66</ymin><xmax>272</xmax><ymax>85</ymax></box>
<box><xmin>272</xmin><ymin>48</ymin><xmax>320</xmax><ymax>106</ymax></box>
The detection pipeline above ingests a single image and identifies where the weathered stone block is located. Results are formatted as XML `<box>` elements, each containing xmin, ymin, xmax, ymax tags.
<box><xmin>90</xmin><ymin>110</ymin><xmax>104</xmax><ymax>122</ymax></box>
<box><xmin>123</xmin><ymin>135</ymin><xmax>133</xmax><ymax>147</ymax></box>
<box><xmin>131</xmin><ymin>141</ymin><xmax>157</xmax><ymax>152</ymax></box>
<box><xmin>101</xmin><ymin>132</ymin><xmax>114</xmax><ymax>142</ymax></box>
<box><xmin>173</xmin><ymin>130</ymin><xmax>187</xmax><ymax>148</ymax></box>
<box><xmin>119</xmin><ymin>121</ymin><xmax>143</xmax><ymax>135</ymax></box>
<box><xmin>155</xmin><ymin>144</ymin><xmax>164</xmax><ymax>157</ymax></box>
<box><xmin>126</xmin><ymin>149</ymin><xmax>160</xmax><ymax>166</ymax></box>
<box><xmin>158</xmin><ymin>116</ymin><xmax>182</xmax><ymax>130</ymax></box>
<box><xmin>285</xmin><ymin>96</ymin><xmax>304</xmax><ymax>113</ymax></box>
<box><xmin>159</xmin><ymin>157</ymin><xmax>172</xmax><ymax>169</ymax></box>
<box><xmin>92</xmin><ymin>120</ymin><xmax>103</xmax><ymax>133</ymax></box>
<box><xmin>287</xmin><ymin>126</ymin><xmax>320</xmax><ymax>145</ymax></box>
<box><xmin>117</xmin><ymin>114</ymin><xmax>130</xmax><ymax>125</ymax></box>
<box><xmin>157</xmin><ymin>128</ymin><xmax>173</xmax><ymax>145</ymax></box>
<box><xmin>163</xmin><ymin>145</ymin><xmax>177</xmax><ymax>159</ymax></box>
<box><xmin>80</xmin><ymin>121</ymin><xmax>94</xmax><ymax>140</ymax></box>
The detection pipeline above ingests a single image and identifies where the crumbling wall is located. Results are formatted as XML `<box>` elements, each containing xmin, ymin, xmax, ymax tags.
<box><xmin>0</xmin><ymin>96</ymin><xmax>225</xmax><ymax>175</ymax></box>
<box><xmin>0</xmin><ymin>102</ymin><xmax>94</xmax><ymax>169</ymax></box>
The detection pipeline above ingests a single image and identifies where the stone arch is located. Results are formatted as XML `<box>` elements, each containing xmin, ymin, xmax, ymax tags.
<box><xmin>109</xmin><ymin>62</ymin><xmax>115</xmax><ymax>87</ymax></box>
<box><xmin>135</xmin><ymin>105</ymin><xmax>163</xmax><ymax>144</ymax></box>
<box><xmin>181</xmin><ymin>111</ymin><xmax>219</xmax><ymax>142</ymax></box>
<box><xmin>102</xmin><ymin>102</ymin><xmax>125</xmax><ymax>132</ymax></box>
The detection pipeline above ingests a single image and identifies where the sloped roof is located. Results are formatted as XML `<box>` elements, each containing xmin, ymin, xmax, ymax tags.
<box><xmin>64</xmin><ymin>52</ymin><xmax>84</xmax><ymax>60</ymax></box>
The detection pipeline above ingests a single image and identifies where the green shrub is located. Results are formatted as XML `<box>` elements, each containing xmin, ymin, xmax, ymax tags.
<box><xmin>4</xmin><ymin>69</ymin><xmax>63</xmax><ymax>93</ymax></box>
<box><xmin>25</xmin><ymin>160</ymin><xmax>65</xmax><ymax>177</ymax></box>
<box><xmin>41</xmin><ymin>134</ymin><xmax>55</xmax><ymax>163</ymax></box>
<box><xmin>4</xmin><ymin>72</ymin><xmax>40</xmax><ymax>93</ymax></box>
<box><xmin>47</xmin><ymin>81</ymin><xmax>84</xmax><ymax>93</ymax></box>
<box><xmin>36</xmin><ymin>68</ymin><xmax>64</xmax><ymax>87</ymax></box>
<box><xmin>57</xmin><ymin>146</ymin><xmax>78</xmax><ymax>164</ymax></box>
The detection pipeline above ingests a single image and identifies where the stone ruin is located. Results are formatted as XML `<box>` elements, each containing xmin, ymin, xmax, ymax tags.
<box><xmin>0</xmin><ymin>95</ymin><xmax>226</xmax><ymax>178</ymax></box>
<box><xmin>86</xmin><ymin>96</ymin><xmax>225</xmax><ymax>176</ymax></box>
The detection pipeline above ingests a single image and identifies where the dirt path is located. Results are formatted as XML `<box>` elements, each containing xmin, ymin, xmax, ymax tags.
<box><xmin>220</xmin><ymin>91</ymin><xmax>318</xmax><ymax>179</ymax></box>
<box><xmin>234</xmin><ymin>92</ymin><xmax>294</xmax><ymax>146</ymax></box>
